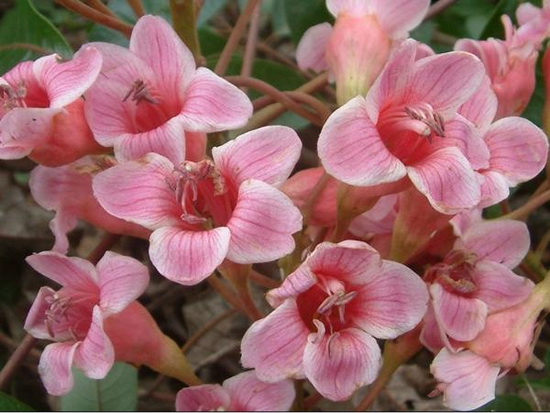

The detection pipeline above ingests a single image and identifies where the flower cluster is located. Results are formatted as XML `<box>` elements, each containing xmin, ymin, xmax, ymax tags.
<box><xmin>4</xmin><ymin>1</ymin><xmax>550</xmax><ymax>411</ymax></box>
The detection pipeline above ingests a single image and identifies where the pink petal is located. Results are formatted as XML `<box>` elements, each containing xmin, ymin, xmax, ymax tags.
<box><xmin>212</xmin><ymin>125</ymin><xmax>302</xmax><ymax>187</ymax></box>
<box><xmin>408</xmin><ymin>51</ymin><xmax>485</xmax><ymax>115</ymax></box>
<box><xmin>114</xmin><ymin>118</ymin><xmax>186</xmax><ymax>164</ymax></box>
<box><xmin>92</xmin><ymin>153</ymin><xmax>181</xmax><ymax>229</ymax></box>
<box><xmin>431</xmin><ymin>283</ymin><xmax>487</xmax><ymax>342</ymax></box>
<box><xmin>225</xmin><ymin>371</ymin><xmax>296</xmax><ymax>411</ymax></box>
<box><xmin>130</xmin><ymin>15</ymin><xmax>195</xmax><ymax>109</ymax></box>
<box><xmin>179</xmin><ymin>67</ymin><xmax>252</xmax><ymax>132</ymax></box>
<box><xmin>478</xmin><ymin>170</ymin><xmax>511</xmax><ymax>208</ymax></box>
<box><xmin>303</xmin><ymin>326</ymin><xmax>381</xmax><ymax>401</ymax></box>
<box><xmin>354</xmin><ymin>260</ymin><xmax>428</xmax><ymax>339</ymax></box>
<box><xmin>419</xmin><ymin>304</ymin><xmax>446</xmax><ymax>354</ymax></box>
<box><xmin>431</xmin><ymin>349</ymin><xmax>499</xmax><ymax>411</ymax></box>
<box><xmin>458</xmin><ymin>75</ymin><xmax>497</xmax><ymax>129</ymax></box>
<box><xmin>267</xmin><ymin>266</ymin><xmax>317</xmax><ymax>308</ymax></box>
<box><xmin>26</xmin><ymin>251</ymin><xmax>98</xmax><ymax>290</ymax></box>
<box><xmin>241</xmin><ymin>299</ymin><xmax>309</xmax><ymax>381</ymax></box>
<box><xmin>296</xmin><ymin>23</ymin><xmax>332</xmax><ymax>72</ymax></box>
<box><xmin>96</xmin><ymin>251</ymin><xmax>149</xmax><ymax>316</ymax></box>
<box><xmin>458</xmin><ymin>219</ymin><xmax>530</xmax><ymax>268</ymax></box>
<box><xmin>484</xmin><ymin>117</ymin><xmax>549</xmax><ymax>185</ymax></box>
<box><xmin>38</xmin><ymin>342</ymin><xmax>79</xmax><ymax>395</ymax></box>
<box><xmin>73</xmin><ymin>306</ymin><xmax>114</xmax><ymax>379</ymax></box>
<box><xmin>327</xmin><ymin>0</ymin><xmax>372</xmax><ymax>16</ymax></box>
<box><xmin>372</xmin><ymin>0</ymin><xmax>430</xmax><ymax>38</ymax></box>
<box><xmin>176</xmin><ymin>385</ymin><xmax>230</xmax><ymax>411</ymax></box>
<box><xmin>149</xmin><ymin>226</ymin><xmax>230</xmax><ymax>285</ymax></box>
<box><xmin>226</xmin><ymin>179</ymin><xmax>302</xmax><ymax>263</ymax></box>
<box><xmin>34</xmin><ymin>47</ymin><xmax>102</xmax><ymax>109</ymax></box>
<box><xmin>407</xmin><ymin>147</ymin><xmax>481</xmax><ymax>214</ymax></box>
<box><xmin>473</xmin><ymin>261</ymin><xmax>534</xmax><ymax>312</ymax></box>
<box><xmin>24</xmin><ymin>286</ymin><xmax>57</xmax><ymax>339</ymax></box>
<box><xmin>318</xmin><ymin>96</ymin><xmax>407</xmax><ymax>186</ymax></box>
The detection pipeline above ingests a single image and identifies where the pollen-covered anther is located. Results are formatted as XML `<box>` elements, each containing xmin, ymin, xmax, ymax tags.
<box><xmin>0</xmin><ymin>82</ymin><xmax>27</xmax><ymax>111</ymax></box>
<box><xmin>122</xmin><ymin>79</ymin><xmax>159</xmax><ymax>105</ymax></box>
<box><xmin>44</xmin><ymin>293</ymin><xmax>73</xmax><ymax>337</ymax></box>
<box><xmin>404</xmin><ymin>105</ymin><xmax>445</xmax><ymax>140</ymax></box>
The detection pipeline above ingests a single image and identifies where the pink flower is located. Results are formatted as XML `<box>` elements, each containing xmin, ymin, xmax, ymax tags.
<box><xmin>24</xmin><ymin>251</ymin><xmax>149</xmax><ymax>395</ymax></box>
<box><xmin>0</xmin><ymin>47</ymin><xmax>105</xmax><ymax>166</ymax></box>
<box><xmin>93</xmin><ymin>126</ymin><xmax>303</xmax><ymax>285</ymax></box>
<box><xmin>297</xmin><ymin>0</ymin><xmax>430</xmax><ymax>103</ymax></box>
<box><xmin>421</xmin><ymin>219</ymin><xmax>534</xmax><ymax>351</ymax></box>
<box><xmin>240</xmin><ymin>241</ymin><xmax>428</xmax><ymax>401</ymax></box>
<box><xmin>175</xmin><ymin>371</ymin><xmax>295</xmax><ymax>411</ymax></box>
<box><xmin>29</xmin><ymin>155</ymin><xmax>150</xmax><ymax>254</ymax></box>
<box><xmin>430</xmin><ymin>348</ymin><xmax>500</xmax><ymax>411</ymax></box>
<box><xmin>318</xmin><ymin>39</ymin><xmax>489</xmax><ymax>214</ymax></box>
<box><xmin>84</xmin><ymin>15</ymin><xmax>252</xmax><ymax>164</ymax></box>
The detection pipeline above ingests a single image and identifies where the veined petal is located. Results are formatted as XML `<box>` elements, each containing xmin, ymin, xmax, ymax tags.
<box><xmin>114</xmin><ymin>118</ymin><xmax>186</xmax><ymax>164</ymax></box>
<box><xmin>473</xmin><ymin>261</ymin><xmax>534</xmax><ymax>312</ymax></box>
<box><xmin>296</xmin><ymin>23</ymin><xmax>332</xmax><ymax>72</ymax></box>
<box><xmin>431</xmin><ymin>283</ymin><xmax>487</xmax><ymax>342</ymax></box>
<box><xmin>372</xmin><ymin>0</ymin><xmax>430</xmax><ymax>39</ymax></box>
<box><xmin>457</xmin><ymin>219</ymin><xmax>530</xmax><ymax>268</ymax></box>
<box><xmin>318</xmin><ymin>96</ymin><xmax>407</xmax><ymax>186</ymax></box>
<box><xmin>38</xmin><ymin>342</ymin><xmax>79</xmax><ymax>396</ymax></box>
<box><xmin>225</xmin><ymin>371</ymin><xmax>296</xmax><ymax>411</ymax></box>
<box><xmin>179</xmin><ymin>67</ymin><xmax>252</xmax><ymax>132</ymax></box>
<box><xmin>354</xmin><ymin>260</ymin><xmax>428</xmax><ymax>339</ymax></box>
<box><xmin>431</xmin><ymin>349</ymin><xmax>499</xmax><ymax>411</ymax></box>
<box><xmin>130</xmin><ymin>15</ymin><xmax>195</xmax><ymax>107</ymax></box>
<box><xmin>484</xmin><ymin>117</ymin><xmax>549</xmax><ymax>185</ymax></box>
<box><xmin>176</xmin><ymin>385</ymin><xmax>230</xmax><ymax>412</ymax></box>
<box><xmin>407</xmin><ymin>147</ymin><xmax>481</xmax><ymax>214</ymax></box>
<box><xmin>35</xmin><ymin>47</ymin><xmax>102</xmax><ymax>109</ymax></box>
<box><xmin>212</xmin><ymin>125</ymin><xmax>302</xmax><ymax>187</ymax></box>
<box><xmin>241</xmin><ymin>299</ymin><xmax>309</xmax><ymax>382</ymax></box>
<box><xmin>303</xmin><ymin>327</ymin><xmax>381</xmax><ymax>401</ymax></box>
<box><xmin>149</xmin><ymin>226</ymin><xmax>230</xmax><ymax>285</ymax></box>
<box><xmin>267</xmin><ymin>266</ymin><xmax>317</xmax><ymax>308</ymax></box>
<box><xmin>226</xmin><ymin>179</ymin><xmax>302</xmax><ymax>263</ymax></box>
<box><xmin>97</xmin><ymin>251</ymin><xmax>149</xmax><ymax>316</ymax></box>
<box><xmin>458</xmin><ymin>75</ymin><xmax>497</xmax><ymax>129</ymax></box>
<box><xmin>26</xmin><ymin>251</ymin><xmax>98</xmax><ymax>290</ymax></box>
<box><xmin>92</xmin><ymin>153</ymin><xmax>181</xmax><ymax>230</ymax></box>
<box><xmin>24</xmin><ymin>286</ymin><xmax>57</xmax><ymax>339</ymax></box>
<box><xmin>73</xmin><ymin>306</ymin><xmax>114</xmax><ymax>380</ymax></box>
<box><xmin>327</xmin><ymin>0</ymin><xmax>373</xmax><ymax>16</ymax></box>
<box><xmin>478</xmin><ymin>170</ymin><xmax>511</xmax><ymax>208</ymax></box>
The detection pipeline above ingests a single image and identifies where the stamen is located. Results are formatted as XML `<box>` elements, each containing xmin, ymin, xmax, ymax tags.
<box><xmin>122</xmin><ymin>79</ymin><xmax>159</xmax><ymax>105</ymax></box>
<box><xmin>404</xmin><ymin>105</ymin><xmax>445</xmax><ymax>142</ymax></box>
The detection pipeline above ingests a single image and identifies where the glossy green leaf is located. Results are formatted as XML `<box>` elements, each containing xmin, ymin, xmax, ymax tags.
<box><xmin>477</xmin><ymin>394</ymin><xmax>533</xmax><ymax>411</ymax></box>
<box><xmin>60</xmin><ymin>363</ymin><xmax>138</xmax><ymax>411</ymax></box>
<box><xmin>0</xmin><ymin>392</ymin><xmax>34</xmax><ymax>411</ymax></box>
<box><xmin>479</xmin><ymin>0</ymin><xmax>520</xmax><ymax>40</ymax></box>
<box><xmin>0</xmin><ymin>0</ymin><xmax>72</xmax><ymax>73</ymax></box>
<box><xmin>283</xmin><ymin>0</ymin><xmax>332</xmax><ymax>45</ymax></box>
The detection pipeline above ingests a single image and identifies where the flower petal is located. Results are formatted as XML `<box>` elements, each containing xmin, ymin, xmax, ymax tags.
<box><xmin>225</xmin><ymin>371</ymin><xmax>296</xmax><ymax>411</ymax></box>
<box><xmin>226</xmin><ymin>179</ymin><xmax>302</xmax><ymax>263</ymax></box>
<box><xmin>212</xmin><ymin>125</ymin><xmax>302</xmax><ymax>187</ymax></box>
<box><xmin>372</xmin><ymin>0</ymin><xmax>430</xmax><ymax>38</ymax></box>
<box><xmin>267</xmin><ymin>266</ymin><xmax>318</xmax><ymax>308</ymax></box>
<box><xmin>241</xmin><ymin>299</ymin><xmax>309</xmax><ymax>382</ymax></box>
<box><xmin>92</xmin><ymin>153</ymin><xmax>181</xmax><ymax>230</ymax></box>
<box><xmin>149</xmin><ymin>226</ymin><xmax>230</xmax><ymax>285</ymax></box>
<box><xmin>38</xmin><ymin>341</ymin><xmax>79</xmax><ymax>395</ymax></box>
<box><xmin>318</xmin><ymin>96</ymin><xmax>407</xmax><ymax>186</ymax></box>
<box><xmin>97</xmin><ymin>251</ymin><xmax>149</xmax><ymax>316</ymax></box>
<box><xmin>296</xmin><ymin>23</ymin><xmax>332</xmax><ymax>72</ymax></box>
<box><xmin>176</xmin><ymin>384</ymin><xmax>230</xmax><ymax>412</ymax></box>
<box><xmin>24</xmin><ymin>286</ymin><xmax>57</xmax><ymax>339</ymax></box>
<box><xmin>354</xmin><ymin>260</ymin><xmax>428</xmax><ymax>339</ymax></box>
<box><xmin>73</xmin><ymin>306</ymin><xmax>114</xmax><ymax>380</ymax></box>
<box><xmin>303</xmin><ymin>326</ymin><xmax>381</xmax><ymax>401</ymax></box>
<box><xmin>26</xmin><ymin>251</ymin><xmax>98</xmax><ymax>290</ymax></box>
<box><xmin>179</xmin><ymin>67</ymin><xmax>252</xmax><ymax>132</ymax></box>
<box><xmin>407</xmin><ymin>147</ymin><xmax>481</xmax><ymax>214</ymax></box>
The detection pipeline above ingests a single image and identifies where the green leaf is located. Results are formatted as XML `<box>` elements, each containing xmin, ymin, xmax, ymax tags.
<box><xmin>477</xmin><ymin>394</ymin><xmax>533</xmax><ymax>411</ymax></box>
<box><xmin>0</xmin><ymin>0</ymin><xmax>73</xmax><ymax>73</ymax></box>
<box><xmin>283</xmin><ymin>0</ymin><xmax>332</xmax><ymax>45</ymax></box>
<box><xmin>60</xmin><ymin>363</ymin><xmax>138</xmax><ymax>411</ymax></box>
<box><xmin>0</xmin><ymin>392</ymin><xmax>34</xmax><ymax>411</ymax></box>
<box><xmin>479</xmin><ymin>0</ymin><xmax>520</xmax><ymax>40</ymax></box>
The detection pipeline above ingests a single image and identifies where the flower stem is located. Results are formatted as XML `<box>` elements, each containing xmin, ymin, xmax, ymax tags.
<box><xmin>0</xmin><ymin>334</ymin><xmax>37</xmax><ymax>390</ymax></box>
<box><xmin>502</xmin><ymin>189</ymin><xmax>550</xmax><ymax>221</ymax></box>
<box><xmin>127</xmin><ymin>0</ymin><xmax>146</xmax><ymax>18</ymax></box>
<box><xmin>170</xmin><ymin>0</ymin><xmax>203</xmax><ymax>64</ymax></box>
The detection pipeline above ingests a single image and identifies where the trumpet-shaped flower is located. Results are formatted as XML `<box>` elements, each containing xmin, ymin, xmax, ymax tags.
<box><xmin>84</xmin><ymin>15</ymin><xmax>252</xmax><ymax>164</ymax></box>
<box><xmin>297</xmin><ymin>0</ymin><xmax>430</xmax><ymax>103</ymax></box>
<box><xmin>240</xmin><ymin>241</ymin><xmax>428</xmax><ymax>401</ymax></box>
<box><xmin>93</xmin><ymin>126</ymin><xmax>302</xmax><ymax>285</ymax></box>
<box><xmin>24</xmin><ymin>251</ymin><xmax>149</xmax><ymax>395</ymax></box>
<box><xmin>176</xmin><ymin>371</ymin><xmax>295</xmax><ymax>411</ymax></box>
<box><xmin>318</xmin><ymin>40</ymin><xmax>489</xmax><ymax>214</ymax></box>
<box><xmin>0</xmin><ymin>47</ymin><xmax>105</xmax><ymax>166</ymax></box>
